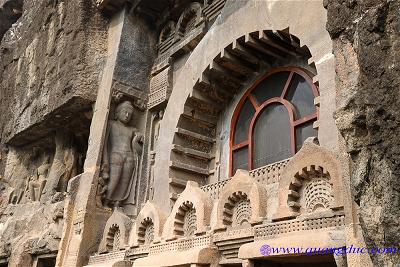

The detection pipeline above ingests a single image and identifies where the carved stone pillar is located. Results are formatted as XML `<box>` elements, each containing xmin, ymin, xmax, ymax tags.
<box><xmin>55</xmin><ymin>10</ymin><xmax>126</xmax><ymax>267</ymax></box>
<box><xmin>56</xmin><ymin>5</ymin><xmax>156</xmax><ymax>265</ymax></box>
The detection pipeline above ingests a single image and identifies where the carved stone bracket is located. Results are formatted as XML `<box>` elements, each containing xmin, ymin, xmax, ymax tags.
<box><xmin>111</xmin><ymin>80</ymin><xmax>147</xmax><ymax>111</ymax></box>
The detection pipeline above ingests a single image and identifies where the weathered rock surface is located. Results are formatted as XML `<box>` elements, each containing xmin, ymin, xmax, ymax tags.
<box><xmin>0</xmin><ymin>201</ymin><xmax>64</xmax><ymax>266</ymax></box>
<box><xmin>327</xmin><ymin>0</ymin><xmax>400</xmax><ymax>265</ymax></box>
<box><xmin>0</xmin><ymin>0</ymin><xmax>109</xmax><ymax>265</ymax></box>
<box><xmin>0</xmin><ymin>0</ymin><xmax>108</xmax><ymax>147</ymax></box>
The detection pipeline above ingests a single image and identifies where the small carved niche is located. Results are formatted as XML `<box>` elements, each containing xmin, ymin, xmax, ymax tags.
<box><xmin>106</xmin><ymin>224</ymin><xmax>121</xmax><ymax>252</ymax></box>
<box><xmin>174</xmin><ymin>201</ymin><xmax>197</xmax><ymax>237</ymax></box>
<box><xmin>287</xmin><ymin>165</ymin><xmax>333</xmax><ymax>213</ymax></box>
<box><xmin>176</xmin><ymin>3</ymin><xmax>202</xmax><ymax>38</ymax></box>
<box><xmin>223</xmin><ymin>191</ymin><xmax>252</xmax><ymax>228</ymax></box>
<box><xmin>137</xmin><ymin>217</ymin><xmax>155</xmax><ymax>245</ymax></box>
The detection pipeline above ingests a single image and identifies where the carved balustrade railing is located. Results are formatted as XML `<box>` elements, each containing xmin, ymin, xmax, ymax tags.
<box><xmin>201</xmin><ymin>158</ymin><xmax>291</xmax><ymax>200</ymax></box>
<box><xmin>149</xmin><ymin>235</ymin><xmax>213</xmax><ymax>255</ymax></box>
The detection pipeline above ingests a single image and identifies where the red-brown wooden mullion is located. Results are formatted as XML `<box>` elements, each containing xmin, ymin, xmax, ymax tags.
<box><xmin>290</xmin><ymin>123</ymin><xmax>296</xmax><ymax>155</ymax></box>
<box><xmin>281</xmin><ymin>71</ymin><xmax>294</xmax><ymax>98</ymax></box>
<box><xmin>293</xmin><ymin>113</ymin><xmax>318</xmax><ymax>126</ymax></box>
<box><xmin>248</xmin><ymin>95</ymin><xmax>259</xmax><ymax>108</ymax></box>
<box><xmin>232</xmin><ymin>140</ymin><xmax>249</xmax><ymax>150</ymax></box>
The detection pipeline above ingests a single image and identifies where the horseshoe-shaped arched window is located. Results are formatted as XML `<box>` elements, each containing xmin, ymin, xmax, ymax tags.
<box><xmin>230</xmin><ymin>67</ymin><xmax>319</xmax><ymax>175</ymax></box>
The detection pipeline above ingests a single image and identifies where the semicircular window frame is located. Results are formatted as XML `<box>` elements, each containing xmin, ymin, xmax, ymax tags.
<box><xmin>230</xmin><ymin>67</ymin><xmax>319</xmax><ymax>175</ymax></box>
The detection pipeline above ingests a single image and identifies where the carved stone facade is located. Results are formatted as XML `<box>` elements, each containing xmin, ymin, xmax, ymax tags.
<box><xmin>0</xmin><ymin>0</ymin><xmax>397</xmax><ymax>267</ymax></box>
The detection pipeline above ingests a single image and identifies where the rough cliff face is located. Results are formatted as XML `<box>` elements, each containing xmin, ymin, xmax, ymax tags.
<box><xmin>0</xmin><ymin>0</ymin><xmax>107</xmax><ymax>147</ymax></box>
<box><xmin>326</xmin><ymin>0</ymin><xmax>400</xmax><ymax>265</ymax></box>
<box><xmin>0</xmin><ymin>0</ymin><xmax>108</xmax><ymax>265</ymax></box>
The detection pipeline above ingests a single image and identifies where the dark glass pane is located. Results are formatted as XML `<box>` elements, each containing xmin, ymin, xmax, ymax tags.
<box><xmin>252</xmin><ymin>71</ymin><xmax>290</xmax><ymax>103</ymax></box>
<box><xmin>295</xmin><ymin>121</ymin><xmax>317</xmax><ymax>151</ymax></box>
<box><xmin>253</xmin><ymin>104</ymin><xmax>292</xmax><ymax>168</ymax></box>
<box><xmin>286</xmin><ymin>74</ymin><xmax>316</xmax><ymax>119</ymax></box>
<box><xmin>233</xmin><ymin>147</ymin><xmax>249</xmax><ymax>174</ymax></box>
<box><xmin>234</xmin><ymin>99</ymin><xmax>255</xmax><ymax>144</ymax></box>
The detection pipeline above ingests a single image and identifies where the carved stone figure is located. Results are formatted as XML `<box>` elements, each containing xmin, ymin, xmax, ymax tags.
<box><xmin>28</xmin><ymin>156</ymin><xmax>51</xmax><ymax>202</ymax></box>
<box><xmin>58</xmin><ymin>145</ymin><xmax>78</xmax><ymax>193</ymax></box>
<box><xmin>42</xmin><ymin>131</ymin><xmax>79</xmax><ymax>201</ymax></box>
<box><xmin>102</xmin><ymin>101</ymin><xmax>142</xmax><ymax>208</ymax></box>
<box><xmin>8</xmin><ymin>156</ymin><xmax>29</xmax><ymax>204</ymax></box>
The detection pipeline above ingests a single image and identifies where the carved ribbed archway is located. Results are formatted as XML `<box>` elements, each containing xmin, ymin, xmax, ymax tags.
<box><xmin>169</xmin><ymin>29</ymin><xmax>318</xmax><ymax>201</ymax></box>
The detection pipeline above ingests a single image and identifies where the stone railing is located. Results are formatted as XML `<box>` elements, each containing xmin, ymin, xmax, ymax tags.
<box><xmin>87</xmin><ymin>251</ymin><xmax>126</xmax><ymax>265</ymax></box>
<box><xmin>250</xmin><ymin>158</ymin><xmax>290</xmax><ymax>184</ymax></box>
<box><xmin>254</xmin><ymin>214</ymin><xmax>345</xmax><ymax>240</ymax></box>
<box><xmin>201</xmin><ymin>179</ymin><xmax>229</xmax><ymax>200</ymax></box>
<box><xmin>201</xmin><ymin>158</ymin><xmax>291</xmax><ymax>199</ymax></box>
<box><xmin>149</xmin><ymin>235</ymin><xmax>213</xmax><ymax>255</ymax></box>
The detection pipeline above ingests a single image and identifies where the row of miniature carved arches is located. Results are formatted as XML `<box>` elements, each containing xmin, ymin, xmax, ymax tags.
<box><xmin>159</xmin><ymin>3</ymin><xmax>203</xmax><ymax>44</ymax></box>
<box><xmin>101</xmin><ymin>142</ymin><xmax>343</xmax><ymax>252</ymax></box>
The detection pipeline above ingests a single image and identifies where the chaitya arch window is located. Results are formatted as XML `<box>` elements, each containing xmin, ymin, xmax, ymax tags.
<box><xmin>230</xmin><ymin>67</ymin><xmax>319</xmax><ymax>175</ymax></box>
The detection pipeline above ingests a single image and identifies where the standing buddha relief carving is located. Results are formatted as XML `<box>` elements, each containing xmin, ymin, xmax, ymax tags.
<box><xmin>101</xmin><ymin>100</ymin><xmax>143</xmax><ymax>211</ymax></box>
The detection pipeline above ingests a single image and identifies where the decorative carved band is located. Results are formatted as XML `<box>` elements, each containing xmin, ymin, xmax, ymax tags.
<box><xmin>88</xmin><ymin>251</ymin><xmax>126</xmax><ymax>265</ymax></box>
<box><xmin>254</xmin><ymin>215</ymin><xmax>345</xmax><ymax>240</ymax></box>
<box><xmin>249</xmin><ymin>158</ymin><xmax>290</xmax><ymax>184</ymax></box>
<box><xmin>149</xmin><ymin>235</ymin><xmax>213</xmax><ymax>255</ymax></box>
<box><xmin>201</xmin><ymin>179</ymin><xmax>229</xmax><ymax>199</ymax></box>
<box><xmin>200</xmin><ymin>159</ymin><xmax>290</xmax><ymax>200</ymax></box>
<box><xmin>214</xmin><ymin>227</ymin><xmax>254</xmax><ymax>242</ymax></box>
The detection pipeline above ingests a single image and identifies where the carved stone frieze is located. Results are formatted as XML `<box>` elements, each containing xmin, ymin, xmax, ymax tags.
<box><xmin>254</xmin><ymin>215</ymin><xmax>345</xmax><ymax>240</ymax></box>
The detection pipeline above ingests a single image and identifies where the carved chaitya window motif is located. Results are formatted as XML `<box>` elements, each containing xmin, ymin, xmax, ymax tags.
<box><xmin>106</xmin><ymin>224</ymin><xmax>120</xmax><ymax>252</ymax></box>
<box><xmin>230</xmin><ymin>67</ymin><xmax>319</xmax><ymax>175</ymax></box>
<box><xmin>223</xmin><ymin>191</ymin><xmax>252</xmax><ymax>228</ymax></box>
<box><xmin>288</xmin><ymin>165</ymin><xmax>333</xmax><ymax>213</ymax></box>
<box><xmin>159</xmin><ymin>21</ymin><xmax>175</xmax><ymax>43</ymax></box>
<box><xmin>174</xmin><ymin>201</ymin><xmax>197</xmax><ymax>237</ymax></box>
<box><xmin>138</xmin><ymin>217</ymin><xmax>155</xmax><ymax>245</ymax></box>
<box><xmin>176</xmin><ymin>3</ymin><xmax>202</xmax><ymax>38</ymax></box>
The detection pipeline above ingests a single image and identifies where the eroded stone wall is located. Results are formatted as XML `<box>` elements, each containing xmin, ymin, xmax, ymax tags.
<box><xmin>0</xmin><ymin>0</ymin><xmax>109</xmax><ymax>265</ymax></box>
<box><xmin>327</xmin><ymin>0</ymin><xmax>400</xmax><ymax>265</ymax></box>
<box><xmin>0</xmin><ymin>0</ymin><xmax>108</xmax><ymax>146</ymax></box>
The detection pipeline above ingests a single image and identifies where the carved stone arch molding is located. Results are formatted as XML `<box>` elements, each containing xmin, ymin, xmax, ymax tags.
<box><xmin>214</xmin><ymin>170</ymin><xmax>267</xmax><ymax>231</ymax></box>
<box><xmin>273</xmin><ymin>137</ymin><xmax>344</xmax><ymax>221</ymax></box>
<box><xmin>154</xmin><ymin>0</ymin><xmax>335</xmax><ymax>212</ymax></box>
<box><xmin>99</xmin><ymin>209</ymin><xmax>133</xmax><ymax>253</ymax></box>
<box><xmin>175</xmin><ymin>2</ymin><xmax>203</xmax><ymax>38</ymax></box>
<box><xmin>159</xmin><ymin>21</ymin><xmax>176</xmax><ymax>43</ymax></box>
<box><xmin>130</xmin><ymin>201</ymin><xmax>167</xmax><ymax>246</ymax></box>
<box><xmin>162</xmin><ymin>181</ymin><xmax>213</xmax><ymax>240</ymax></box>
